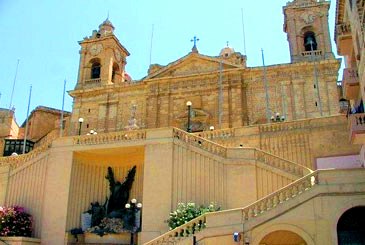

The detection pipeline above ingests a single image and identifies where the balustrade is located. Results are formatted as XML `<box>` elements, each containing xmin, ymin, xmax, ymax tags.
<box><xmin>254</xmin><ymin>149</ymin><xmax>311</xmax><ymax>177</ymax></box>
<box><xmin>145</xmin><ymin>171</ymin><xmax>318</xmax><ymax>245</ymax></box>
<box><xmin>173</xmin><ymin>128</ymin><xmax>227</xmax><ymax>157</ymax></box>
<box><xmin>73</xmin><ymin>130</ymin><xmax>146</xmax><ymax>145</ymax></box>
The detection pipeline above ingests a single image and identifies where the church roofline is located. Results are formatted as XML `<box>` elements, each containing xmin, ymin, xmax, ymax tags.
<box><xmin>142</xmin><ymin>51</ymin><xmax>244</xmax><ymax>80</ymax></box>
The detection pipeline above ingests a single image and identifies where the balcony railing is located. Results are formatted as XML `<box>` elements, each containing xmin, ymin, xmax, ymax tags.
<box><xmin>349</xmin><ymin>113</ymin><xmax>365</xmax><ymax>144</ymax></box>
<box><xmin>83</xmin><ymin>78</ymin><xmax>101</xmax><ymax>87</ymax></box>
<box><xmin>301</xmin><ymin>50</ymin><xmax>322</xmax><ymax>57</ymax></box>
<box><xmin>342</xmin><ymin>68</ymin><xmax>360</xmax><ymax>100</ymax></box>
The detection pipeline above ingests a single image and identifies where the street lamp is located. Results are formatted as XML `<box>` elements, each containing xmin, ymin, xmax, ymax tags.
<box><xmin>270</xmin><ymin>112</ymin><xmax>285</xmax><ymax>122</ymax></box>
<box><xmin>125</xmin><ymin>198</ymin><xmax>142</xmax><ymax>245</ymax></box>
<box><xmin>186</xmin><ymin>101</ymin><xmax>192</xmax><ymax>133</ymax></box>
<box><xmin>78</xmin><ymin>118</ymin><xmax>84</xmax><ymax>135</ymax></box>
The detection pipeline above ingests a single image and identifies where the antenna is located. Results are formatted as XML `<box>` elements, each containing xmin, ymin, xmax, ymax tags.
<box><xmin>149</xmin><ymin>24</ymin><xmax>154</xmax><ymax>66</ymax></box>
<box><xmin>262</xmin><ymin>49</ymin><xmax>271</xmax><ymax>123</ymax></box>
<box><xmin>241</xmin><ymin>8</ymin><xmax>247</xmax><ymax>55</ymax></box>
<box><xmin>60</xmin><ymin>79</ymin><xmax>66</xmax><ymax>137</ymax></box>
<box><xmin>9</xmin><ymin>59</ymin><xmax>20</xmax><ymax>112</ymax></box>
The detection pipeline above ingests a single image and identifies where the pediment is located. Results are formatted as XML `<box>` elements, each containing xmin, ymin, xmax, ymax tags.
<box><xmin>144</xmin><ymin>53</ymin><xmax>240</xmax><ymax>79</ymax></box>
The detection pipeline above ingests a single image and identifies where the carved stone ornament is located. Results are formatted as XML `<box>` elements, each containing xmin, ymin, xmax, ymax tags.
<box><xmin>90</xmin><ymin>43</ymin><xmax>103</xmax><ymax>56</ymax></box>
<box><xmin>301</xmin><ymin>12</ymin><xmax>316</xmax><ymax>24</ymax></box>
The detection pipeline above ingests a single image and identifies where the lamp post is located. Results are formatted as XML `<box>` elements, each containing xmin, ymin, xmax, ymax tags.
<box><xmin>270</xmin><ymin>112</ymin><xmax>285</xmax><ymax>122</ymax></box>
<box><xmin>78</xmin><ymin>117</ymin><xmax>84</xmax><ymax>135</ymax></box>
<box><xmin>186</xmin><ymin>101</ymin><xmax>192</xmax><ymax>133</ymax></box>
<box><xmin>125</xmin><ymin>198</ymin><xmax>142</xmax><ymax>245</ymax></box>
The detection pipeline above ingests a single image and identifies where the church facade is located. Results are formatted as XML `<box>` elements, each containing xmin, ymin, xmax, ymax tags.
<box><xmin>68</xmin><ymin>0</ymin><xmax>340</xmax><ymax>136</ymax></box>
<box><xmin>0</xmin><ymin>0</ymin><xmax>365</xmax><ymax>244</ymax></box>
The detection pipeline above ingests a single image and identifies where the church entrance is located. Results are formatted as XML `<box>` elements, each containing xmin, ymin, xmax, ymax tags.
<box><xmin>337</xmin><ymin>206</ymin><xmax>365</xmax><ymax>244</ymax></box>
<box><xmin>259</xmin><ymin>230</ymin><xmax>306</xmax><ymax>245</ymax></box>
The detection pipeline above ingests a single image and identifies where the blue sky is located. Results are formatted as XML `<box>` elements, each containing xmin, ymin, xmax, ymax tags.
<box><xmin>0</xmin><ymin>0</ymin><xmax>340</xmax><ymax>124</ymax></box>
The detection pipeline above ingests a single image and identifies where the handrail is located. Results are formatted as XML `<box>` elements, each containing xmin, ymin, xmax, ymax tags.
<box><xmin>194</xmin><ymin>128</ymin><xmax>235</xmax><ymax>140</ymax></box>
<box><xmin>73</xmin><ymin>129</ymin><xmax>146</xmax><ymax>145</ymax></box>
<box><xmin>255</xmin><ymin>149</ymin><xmax>312</xmax><ymax>177</ymax></box>
<box><xmin>144</xmin><ymin>171</ymin><xmax>318</xmax><ymax>245</ymax></box>
<box><xmin>173</xmin><ymin>128</ymin><xmax>227</xmax><ymax>158</ymax></box>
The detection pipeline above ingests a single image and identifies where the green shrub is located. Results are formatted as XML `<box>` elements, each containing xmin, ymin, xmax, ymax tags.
<box><xmin>167</xmin><ymin>202</ymin><xmax>220</xmax><ymax>230</ymax></box>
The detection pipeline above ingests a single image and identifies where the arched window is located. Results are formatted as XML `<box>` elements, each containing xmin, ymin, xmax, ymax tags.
<box><xmin>91</xmin><ymin>62</ymin><xmax>101</xmax><ymax>79</ymax></box>
<box><xmin>337</xmin><ymin>206</ymin><xmax>365</xmax><ymax>244</ymax></box>
<box><xmin>304</xmin><ymin>31</ymin><xmax>317</xmax><ymax>51</ymax></box>
<box><xmin>112</xmin><ymin>63</ymin><xmax>120</xmax><ymax>83</ymax></box>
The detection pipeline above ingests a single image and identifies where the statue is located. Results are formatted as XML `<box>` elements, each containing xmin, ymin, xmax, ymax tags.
<box><xmin>89</xmin><ymin>202</ymin><xmax>105</xmax><ymax>227</ymax></box>
<box><xmin>105</xmin><ymin>165</ymin><xmax>137</xmax><ymax>218</ymax></box>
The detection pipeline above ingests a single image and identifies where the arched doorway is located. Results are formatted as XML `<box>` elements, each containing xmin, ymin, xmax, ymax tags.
<box><xmin>337</xmin><ymin>206</ymin><xmax>365</xmax><ymax>244</ymax></box>
<box><xmin>259</xmin><ymin>230</ymin><xmax>306</xmax><ymax>245</ymax></box>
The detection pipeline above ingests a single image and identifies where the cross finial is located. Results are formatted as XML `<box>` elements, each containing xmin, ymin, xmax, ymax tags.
<box><xmin>190</xmin><ymin>36</ymin><xmax>200</xmax><ymax>53</ymax></box>
<box><xmin>107</xmin><ymin>11</ymin><xmax>109</xmax><ymax>20</ymax></box>
<box><xmin>226</xmin><ymin>41</ymin><xmax>229</xmax><ymax>47</ymax></box>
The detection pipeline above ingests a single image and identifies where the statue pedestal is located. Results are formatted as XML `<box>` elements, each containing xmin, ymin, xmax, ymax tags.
<box><xmin>84</xmin><ymin>232</ymin><xmax>131</xmax><ymax>244</ymax></box>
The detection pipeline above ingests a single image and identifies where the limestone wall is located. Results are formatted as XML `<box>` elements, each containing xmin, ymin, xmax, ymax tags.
<box><xmin>5</xmin><ymin>153</ymin><xmax>49</xmax><ymax>238</ymax></box>
<box><xmin>200</xmin><ymin>115</ymin><xmax>360</xmax><ymax>169</ymax></box>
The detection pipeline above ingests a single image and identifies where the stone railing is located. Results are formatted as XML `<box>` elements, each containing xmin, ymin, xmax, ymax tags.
<box><xmin>240</xmin><ymin>170</ymin><xmax>317</xmax><ymax>221</ymax></box>
<box><xmin>255</xmin><ymin>149</ymin><xmax>312</xmax><ymax>177</ymax></box>
<box><xmin>194</xmin><ymin>128</ymin><xmax>235</xmax><ymax>140</ymax></box>
<box><xmin>0</xmin><ymin>140</ymin><xmax>51</xmax><ymax>169</ymax></box>
<box><xmin>73</xmin><ymin>130</ymin><xmax>146</xmax><ymax>145</ymax></box>
<box><xmin>84</xmin><ymin>78</ymin><xmax>101</xmax><ymax>86</ymax></box>
<box><xmin>144</xmin><ymin>171</ymin><xmax>318</xmax><ymax>245</ymax></box>
<box><xmin>259</xmin><ymin>120</ymin><xmax>309</xmax><ymax>133</ymax></box>
<box><xmin>173</xmin><ymin>128</ymin><xmax>227</xmax><ymax>158</ymax></box>
<box><xmin>301</xmin><ymin>50</ymin><xmax>322</xmax><ymax>57</ymax></box>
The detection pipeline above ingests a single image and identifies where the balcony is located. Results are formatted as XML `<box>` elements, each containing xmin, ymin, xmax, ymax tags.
<box><xmin>335</xmin><ymin>23</ymin><xmax>353</xmax><ymax>56</ymax></box>
<box><xmin>301</xmin><ymin>50</ymin><xmax>322</xmax><ymax>58</ymax></box>
<box><xmin>349</xmin><ymin>113</ymin><xmax>365</xmax><ymax>144</ymax></box>
<box><xmin>342</xmin><ymin>68</ymin><xmax>360</xmax><ymax>100</ymax></box>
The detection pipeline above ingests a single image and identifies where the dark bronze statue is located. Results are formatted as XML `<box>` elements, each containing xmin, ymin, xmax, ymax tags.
<box><xmin>105</xmin><ymin>165</ymin><xmax>136</xmax><ymax>218</ymax></box>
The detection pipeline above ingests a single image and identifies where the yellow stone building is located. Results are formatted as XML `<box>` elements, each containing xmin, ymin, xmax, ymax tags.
<box><xmin>0</xmin><ymin>0</ymin><xmax>365</xmax><ymax>244</ymax></box>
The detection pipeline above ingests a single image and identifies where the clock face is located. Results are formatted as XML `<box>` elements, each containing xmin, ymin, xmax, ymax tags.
<box><xmin>90</xmin><ymin>44</ymin><xmax>103</xmax><ymax>56</ymax></box>
<box><xmin>115</xmin><ymin>50</ymin><xmax>121</xmax><ymax>61</ymax></box>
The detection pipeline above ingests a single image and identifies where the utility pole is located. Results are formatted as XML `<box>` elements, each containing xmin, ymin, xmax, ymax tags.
<box><xmin>23</xmin><ymin>85</ymin><xmax>32</xmax><ymax>154</ymax></box>
<box><xmin>262</xmin><ymin>49</ymin><xmax>271</xmax><ymax>123</ymax></box>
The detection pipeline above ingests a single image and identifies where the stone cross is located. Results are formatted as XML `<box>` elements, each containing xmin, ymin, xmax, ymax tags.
<box><xmin>191</xmin><ymin>36</ymin><xmax>200</xmax><ymax>47</ymax></box>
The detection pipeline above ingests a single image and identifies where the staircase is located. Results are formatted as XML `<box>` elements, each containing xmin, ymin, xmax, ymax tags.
<box><xmin>144</xmin><ymin>170</ymin><xmax>318</xmax><ymax>245</ymax></box>
<box><xmin>173</xmin><ymin>128</ymin><xmax>312</xmax><ymax>178</ymax></box>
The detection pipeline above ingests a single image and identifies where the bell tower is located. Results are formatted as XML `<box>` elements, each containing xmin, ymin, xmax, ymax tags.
<box><xmin>75</xmin><ymin>18</ymin><xmax>130</xmax><ymax>89</ymax></box>
<box><xmin>283</xmin><ymin>0</ymin><xmax>334</xmax><ymax>62</ymax></box>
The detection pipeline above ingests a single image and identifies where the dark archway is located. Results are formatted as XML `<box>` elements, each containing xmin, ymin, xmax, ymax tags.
<box><xmin>91</xmin><ymin>61</ymin><xmax>101</xmax><ymax>79</ymax></box>
<box><xmin>337</xmin><ymin>206</ymin><xmax>365</xmax><ymax>244</ymax></box>
<box><xmin>304</xmin><ymin>31</ymin><xmax>317</xmax><ymax>51</ymax></box>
